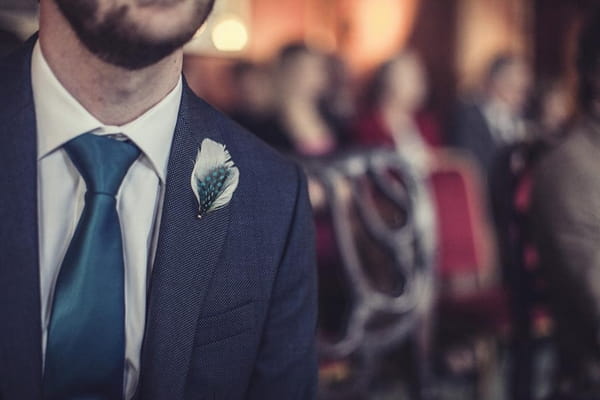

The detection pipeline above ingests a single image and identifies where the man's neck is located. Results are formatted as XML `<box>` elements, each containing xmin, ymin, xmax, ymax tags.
<box><xmin>38</xmin><ymin>1</ymin><xmax>182</xmax><ymax>126</ymax></box>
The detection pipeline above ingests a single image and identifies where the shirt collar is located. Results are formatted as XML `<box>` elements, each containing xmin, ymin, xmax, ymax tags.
<box><xmin>31</xmin><ymin>40</ymin><xmax>182</xmax><ymax>182</ymax></box>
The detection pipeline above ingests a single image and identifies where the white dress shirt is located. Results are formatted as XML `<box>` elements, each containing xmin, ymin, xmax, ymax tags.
<box><xmin>482</xmin><ymin>100</ymin><xmax>527</xmax><ymax>145</ymax></box>
<box><xmin>31</xmin><ymin>40</ymin><xmax>182</xmax><ymax>399</ymax></box>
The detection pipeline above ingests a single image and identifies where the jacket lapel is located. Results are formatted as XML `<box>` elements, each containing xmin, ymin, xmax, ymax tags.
<box><xmin>0</xmin><ymin>38</ymin><xmax>43</xmax><ymax>399</ymax></box>
<box><xmin>139</xmin><ymin>83</ymin><xmax>232</xmax><ymax>399</ymax></box>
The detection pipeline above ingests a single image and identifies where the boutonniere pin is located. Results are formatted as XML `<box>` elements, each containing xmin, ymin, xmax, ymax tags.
<box><xmin>191</xmin><ymin>138</ymin><xmax>240</xmax><ymax>219</ymax></box>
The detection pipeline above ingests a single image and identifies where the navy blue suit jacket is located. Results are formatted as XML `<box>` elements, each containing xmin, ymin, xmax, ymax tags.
<box><xmin>450</xmin><ymin>100</ymin><xmax>498</xmax><ymax>179</ymax></box>
<box><xmin>0</xmin><ymin>38</ymin><xmax>318</xmax><ymax>400</ymax></box>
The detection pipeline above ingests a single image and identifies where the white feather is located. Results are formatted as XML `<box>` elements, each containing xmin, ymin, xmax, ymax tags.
<box><xmin>190</xmin><ymin>138</ymin><xmax>240</xmax><ymax>215</ymax></box>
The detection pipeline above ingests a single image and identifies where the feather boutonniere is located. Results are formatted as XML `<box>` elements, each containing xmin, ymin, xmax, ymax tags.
<box><xmin>191</xmin><ymin>138</ymin><xmax>240</xmax><ymax>218</ymax></box>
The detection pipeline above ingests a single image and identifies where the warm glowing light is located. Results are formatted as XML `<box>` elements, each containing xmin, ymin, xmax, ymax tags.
<box><xmin>211</xmin><ymin>17</ymin><xmax>249</xmax><ymax>52</ymax></box>
<box><xmin>340</xmin><ymin>0</ymin><xmax>419</xmax><ymax>72</ymax></box>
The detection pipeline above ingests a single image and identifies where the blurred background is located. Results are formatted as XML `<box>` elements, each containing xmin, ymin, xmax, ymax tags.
<box><xmin>2</xmin><ymin>0</ymin><xmax>599</xmax><ymax>399</ymax></box>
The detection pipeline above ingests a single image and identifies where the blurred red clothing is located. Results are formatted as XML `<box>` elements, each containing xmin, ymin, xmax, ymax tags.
<box><xmin>354</xmin><ymin>109</ymin><xmax>444</xmax><ymax>148</ymax></box>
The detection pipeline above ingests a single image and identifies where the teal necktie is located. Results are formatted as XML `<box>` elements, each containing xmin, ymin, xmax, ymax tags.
<box><xmin>44</xmin><ymin>133</ymin><xmax>140</xmax><ymax>400</ymax></box>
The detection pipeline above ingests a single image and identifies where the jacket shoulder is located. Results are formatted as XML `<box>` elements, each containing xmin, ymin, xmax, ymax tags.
<box><xmin>0</xmin><ymin>38</ymin><xmax>35</xmax><ymax>117</ymax></box>
<box><xmin>185</xmin><ymin>92</ymin><xmax>302</xmax><ymax>194</ymax></box>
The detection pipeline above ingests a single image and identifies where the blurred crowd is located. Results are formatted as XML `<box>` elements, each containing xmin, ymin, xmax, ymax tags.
<box><xmin>226</xmin><ymin>41</ymin><xmax>570</xmax><ymax>169</ymax></box>
<box><xmin>222</xmin><ymin>7</ymin><xmax>600</xmax><ymax>400</ymax></box>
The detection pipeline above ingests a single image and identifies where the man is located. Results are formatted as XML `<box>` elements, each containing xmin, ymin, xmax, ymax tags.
<box><xmin>451</xmin><ymin>54</ymin><xmax>532</xmax><ymax>179</ymax></box>
<box><xmin>531</xmin><ymin>8</ymin><xmax>600</xmax><ymax>399</ymax></box>
<box><xmin>0</xmin><ymin>0</ymin><xmax>318</xmax><ymax>399</ymax></box>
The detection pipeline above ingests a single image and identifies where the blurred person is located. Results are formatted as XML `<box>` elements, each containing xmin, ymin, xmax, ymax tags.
<box><xmin>320</xmin><ymin>54</ymin><xmax>355</xmax><ymax>146</ymax></box>
<box><xmin>353</xmin><ymin>51</ymin><xmax>439</xmax><ymax>300</ymax></box>
<box><xmin>491</xmin><ymin>78</ymin><xmax>572</xmax><ymax>279</ymax></box>
<box><xmin>531</xmin><ymin>8</ymin><xmax>600</xmax><ymax>400</ymax></box>
<box><xmin>485</xmin><ymin>77</ymin><xmax>571</xmax><ymax>400</ymax></box>
<box><xmin>355</xmin><ymin>51</ymin><xmax>442</xmax><ymax>173</ymax></box>
<box><xmin>269</xmin><ymin>43</ymin><xmax>340</xmax><ymax>156</ymax></box>
<box><xmin>492</xmin><ymin>77</ymin><xmax>572</xmax><ymax>246</ymax></box>
<box><xmin>527</xmin><ymin>78</ymin><xmax>572</xmax><ymax>141</ymax></box>
<box><xmin>0</xmin><ymin>0</ymin><xmax>318</xmax><ymax>399</ymax></box>
<box><xmin>451</xmin><ymin>54</ymin><xmax>532</xmax><ymax>180</ymax></box>
<box><xmin>229</xmin><ymin>60</ymin><xmax>276</xmax><ymax>139</ymax></box>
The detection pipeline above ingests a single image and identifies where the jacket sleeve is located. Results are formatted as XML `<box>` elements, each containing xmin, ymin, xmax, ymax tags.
<box><xmin>531</xmin><ymin>149</ymin><xmax>600</xmax><ymax>330</ymax></box>
<box><xmin>245</xmin><ymin>164</ymin><xmax>318</xmax><ymax>400</ymax></box>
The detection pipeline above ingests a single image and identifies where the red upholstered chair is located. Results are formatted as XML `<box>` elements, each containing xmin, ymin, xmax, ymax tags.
<box><xmin>432</xmin><ymin>155</ymin><xmax>493</xmax><ymax>288</ymax></box>
<box><xmin>429</xmin><ymin>150</ymin><xmax>510</xmax><ymax>397</ymax></box>
<box><xmin>431</xmin><ymin>150</ymin><xmax>508</xmax><ymax>319</ymax></box>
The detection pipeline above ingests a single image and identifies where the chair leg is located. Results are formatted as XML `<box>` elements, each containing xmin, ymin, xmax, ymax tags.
<box><xmin>474</xmin><ymin>336</ymin><xmax>502</xmax><ymax>400</ymax></box>
<box><xmin>407</xmin><ymin>314</ymin><xmax>436</xmax><ymax>400</ymax></box>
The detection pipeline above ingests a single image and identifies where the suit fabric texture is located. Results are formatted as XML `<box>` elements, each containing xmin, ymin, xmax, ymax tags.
<box><xmin>0</xmin><ymin>38</ymin><xmax>318</xmax><ymax>400</ymax></box>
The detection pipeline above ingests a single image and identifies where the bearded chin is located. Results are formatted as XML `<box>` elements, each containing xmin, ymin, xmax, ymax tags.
<box><xmin>54</xmin><ymin>0</ymin><xmax>214</xmax><ymax>70</ymax></box>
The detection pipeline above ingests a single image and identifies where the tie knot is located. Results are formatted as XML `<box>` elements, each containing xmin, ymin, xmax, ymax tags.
<box><xmin>64</xmin><ymin>133</ymin><xmax>141</xmax><ymax>196</ymax></box>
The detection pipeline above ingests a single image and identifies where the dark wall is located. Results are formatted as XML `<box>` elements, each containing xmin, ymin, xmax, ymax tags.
<box><xmin>408</xmin><ymin>0</ymin><xmax>459</xmax><ymax>135</ymax></box>
<box><xmin>533</xmin><ymin>0</ymin><xmax>596</xmax><ymax>80</ymax></box>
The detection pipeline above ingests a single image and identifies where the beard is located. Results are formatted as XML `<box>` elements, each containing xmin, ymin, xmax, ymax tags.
<box><xmin>54</xmin><ymin>0</ymin><xmax>215</xmax><ymax>70</ymax></box>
